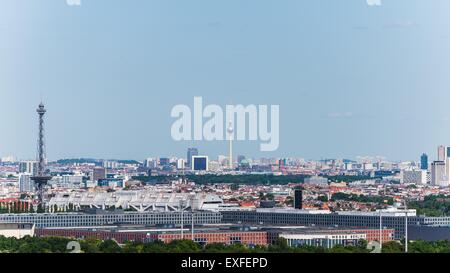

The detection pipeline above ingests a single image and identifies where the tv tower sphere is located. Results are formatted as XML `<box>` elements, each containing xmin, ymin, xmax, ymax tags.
<box><xmin>227</xmin><ymin>121</ymin><xmax>234</xmax><ymax>135</ymax></box>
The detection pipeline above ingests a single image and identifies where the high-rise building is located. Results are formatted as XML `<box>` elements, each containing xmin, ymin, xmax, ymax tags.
<box><xmin>431</xmin><ymin>161</ymin><xmax>447</xmax><ymax>187</ymax></box>
<box><xmin>294</xmin><ymin>189</ymin><xmax>303</xmax><ymax>209</ymax></box>
<box><xmin>278</xmin><ymin>158</ymin><xmax>286</xmax><ymax>168</ymax></box>
<box><xmin>19</xmin><ymin>161</ymin><xmax>38</xmax><ymax>175</ymax></box>
<box><xmin>144</xmin><ymin>158</ymin><xmax>157</xmax><ymax>168</ymax></box>
<box><xmin>92</xmin><ymin>167</ymin><xmax>106</xmax><ymax>182</ymax></box>
<box><xmin>159</xmin><ymin>158</ymin><xmax>170</xmax><ymax>166</ymax></box>
<box><xmin>186</xmin><ymin>148</ymin><xmax>198</xmax><ymax>168</ymax></box>
<box><xmin>192</xmin><ymin>156</ymin><xmax>208</xmax><ymax>171</ymax></box>
<box><xmin>103</xmin><ymin>161</ymin><xmax>119</xmax><ymax>169</ymax></box>
<box><xmin>176</xmin><ymin>158</ymin><xmax>185</xmax><ymax>169</ymax></box>
<box><xmin>237</xmin><ymin>155</ymin><xmax>246</xmax><ymax>165</ymax></box>
<box><xmin>438</xmin><ymin>145</ymin><xmax>447</xmax><ymax>161</ymax></box>
<box><xmin>420</xmin><ymin>153</ymin><xmax>428</xmax><ymax>170</ymax></box>
<box><xmin>19</xmin><ymin>174</ymin><xmax>35</xmax><ymax>193</ymax></box>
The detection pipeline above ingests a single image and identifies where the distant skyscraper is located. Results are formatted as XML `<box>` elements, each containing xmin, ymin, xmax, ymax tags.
<box><xmin>103</xmin><ymin>160</ymin><xmax>119</xmax><ymax>169</ymax></box>
<box><xmin>279</xmin><ymin>158</ymin><xmax>286</xmax><ymax>168</ymax></box>
<box><xmin>237</xmin><ymin>155</ymin><xmax>246</xmax><ymax>165</ymax></box>
<box><xmin>176</xmin><ymin>159</ymin><xmax>185</xmax><ymax>169</ymax></box>
<box><xmin>19</xmin><ymin>161</ymin><xmax>38</xmax><ymax>175</ymax></box>
<box><xmin>92</xmin><ymin>167</ymin><xmax>106</xmax><ymax>182</ymax></box>
<box><xmin>159</xmin><ymin>158</ymin><xmax>170</xmax><ymax>166</ymax></box>
<box><xmin>192</xmin><ymin>156</ymin><xmax>208</xmax><ymax>171</ymax></box>
<box><xmin>420</xmin><ymin>153</ymin><xmax>428</xmax><ymax>170</ymax></box>
<box><xmin>438</xmin><ymin>145</ymin><xmax>447</xmax><ymax>161</ymax></box>
<box><xmin>144</xmin><ymin>158</ymin><xmax>157</xmax><ymax>168</ymax></box>
<box><xmin>186</xmin><ymin>148</ymin><xmax>198</xmax><ymax>167</ymax></box>
<box><xmin>19</xmin><ymin>174</ymin><xmax>34</xmax><ymax>193</ymax></box>
<box><xmin>431</xmin><ymin>161</ymin><xmax>447</xmax><ymax>186</ymax></box>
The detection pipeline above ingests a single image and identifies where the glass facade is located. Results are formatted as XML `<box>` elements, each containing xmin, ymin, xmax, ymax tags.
<box><xmin>193</xmin><ymin>157</ymin><xmax>207</xmax><ymax>171</ymax></box>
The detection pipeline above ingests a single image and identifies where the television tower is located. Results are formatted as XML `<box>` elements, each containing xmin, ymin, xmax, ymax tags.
<box><xmin>31</xmin><ymin>102</ymin><xmax>52</xmax><ymax>204</ymax></box>
<box><xmin>227</xmin><ymin>121</ymin><xmax>234</xmax><ymax>170</ymax></box>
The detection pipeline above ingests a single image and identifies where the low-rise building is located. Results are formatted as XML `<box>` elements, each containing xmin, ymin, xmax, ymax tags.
<box><xmin>0</xmin><ymin>223</ymin><xmax>35</xmax><ymax>238</ymax></box>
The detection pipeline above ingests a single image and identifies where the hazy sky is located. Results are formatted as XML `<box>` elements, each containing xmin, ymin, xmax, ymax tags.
<box><xmin>1</xmin><ymin>0</ymin><xmax>450</xmax><ymax>161</ymax></box>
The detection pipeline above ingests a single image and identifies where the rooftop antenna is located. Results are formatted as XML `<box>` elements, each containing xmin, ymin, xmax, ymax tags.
<box><xmin>179</xmin><ymin>199</ymin><xmax>184</xmax><ymax>239</ymax></box>
<box><xmin>404</xmin><ymin>198</ymin><xmax>408</xmax><ymax>253</ymax></box>
<box><xmin>191</xmin><ymin>212</ymin><xmax>194</xmax><ymax>240</ymax></box>
<box><xmin>379</xmin><ymin>209</ymin><xmax>383</xmax><ymax>253</ymax></box>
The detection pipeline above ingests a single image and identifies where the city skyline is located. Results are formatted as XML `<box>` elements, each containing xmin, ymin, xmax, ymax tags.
<box><xmin>0</xmin><ymin>100</ymin><xmax>448</xmax><ymax>163</ymax></box>
<box><xmin>2</xmin><ymin>0</ymin><xmax>450</xmax><ymax>260</ymax></box>
<box><xmin>2</xmin><ymin>1</ymin><xmax>450</xmax><ymax>161</ymax></box>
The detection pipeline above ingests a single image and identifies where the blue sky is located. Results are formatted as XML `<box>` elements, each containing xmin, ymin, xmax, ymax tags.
<box><xmin>1</xmin><ymin>0</ymin><xmax>450</xmax><ymax>161</ymax></box>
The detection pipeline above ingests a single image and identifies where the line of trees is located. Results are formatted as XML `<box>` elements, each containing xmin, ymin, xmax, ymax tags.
<box><xmin>1</xmin><ymin>236</ymin><xmax>449</xmax><ymax>253</ymax></box>
<box><xmin>330</xmin><ymin>192</ymin><xmax>394</xmax><ymax>205</ymax></box>
<box><xmin>408</xmin><ymin>195</ymin><xmax>450</xmax><ymax>217</ymax></box>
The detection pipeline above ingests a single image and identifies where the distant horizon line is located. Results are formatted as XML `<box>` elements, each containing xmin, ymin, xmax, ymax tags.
<box><xmin>0</xmin><ymin>155</ymin><xmax>430</xmax><ymax>163</ymax></box>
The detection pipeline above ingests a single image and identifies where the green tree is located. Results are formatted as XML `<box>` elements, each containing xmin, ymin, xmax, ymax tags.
<box><xmin>122</xmin><ymin>241</ymin><xmax>145</xmax><ymax>253</ymax></box>
<box><xmin>268</xmin><ymin>238</ymin><xmax>291</xmax><ymax>253</ymax></box>
<box><xmin>317</xmin><ymin>195</ymin><xmax>329</xmax><ymax>202</ymax></box>
<box><xmin>80</xmin><ymin>237</ymin><xmax>102</xmax><ymax>253</ymax></box>
<box><xmin>167</xmin><ymin>239</ymin><xmax>202</xmax><ymax>253</ymax></box>
<box><xmin>382</xmin><ymin>241</ymin><xmax>404</xmax><ymax>253</ymax></box>
<box><xmin>98</xmin><ymin>239</ymin><xmax>122</xmax><ymax>253</ymax></box>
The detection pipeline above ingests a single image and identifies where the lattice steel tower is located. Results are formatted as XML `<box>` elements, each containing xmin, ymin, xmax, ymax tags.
<box><xmin>31</xmin><ymin>102</ymin><xmax>52</xmax><ymax>203</ymax></box>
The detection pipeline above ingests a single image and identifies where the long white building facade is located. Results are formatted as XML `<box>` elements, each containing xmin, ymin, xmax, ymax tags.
<box><xmin>47</xmin><ymin>190</ymin><xmax>223</xmax><ymax>212</ymax></box>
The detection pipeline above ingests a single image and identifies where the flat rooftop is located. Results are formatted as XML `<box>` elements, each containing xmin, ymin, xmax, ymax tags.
<box><xmin>220</xmin><ymin>207</ymin><xmax>417</xmax><ymax>217</ymax></box>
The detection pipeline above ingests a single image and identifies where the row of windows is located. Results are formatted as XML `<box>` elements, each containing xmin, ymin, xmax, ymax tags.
<box><xmin>0</xmin><ymin>213</ymin><xmax>222</xmax><ymax>228</ymax></box>
<box><xmin>222</xmin><ymin>212</ymin><xmax>450</xmax><ymax>239</ymax></box>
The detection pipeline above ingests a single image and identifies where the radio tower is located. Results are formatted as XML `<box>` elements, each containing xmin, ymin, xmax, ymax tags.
<box><xmin>31</xmin><ymin>102</ymin><xmax>52</xmax><ymax>204</ymax></box>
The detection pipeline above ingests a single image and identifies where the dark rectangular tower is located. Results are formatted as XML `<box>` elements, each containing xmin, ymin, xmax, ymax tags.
<box><xmin>294</xmin><ymin>189</ymin><xmax>303</xmax><ymax>209</ymax></box>
<box><xmin>421</xmin><ymin>153</ymin><xmax>428</xmax><ymax>170</ymax></box>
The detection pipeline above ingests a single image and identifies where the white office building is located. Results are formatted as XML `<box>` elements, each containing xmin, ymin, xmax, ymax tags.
<box><xmin>19</xmin><ymin>173</ymin><xmax>35</xmax><ymax>193</ymax></box>
<box><xmin>0</xmin><ymin>223</ymin><xmax>35</xmax><ymax>238</ymax></box>
<box><xmin>176</xmin><ymin>158</ymin><xmax>185</xmax><ymax>169</ymax></box>
<box><xmin>49</xmin><ymin>175</ymin><xmax>84</xmax><ymax>189</ymax></box>
<box><xmin>19</xmin><ymin>161</ymin><xmax>37</xmax><ymax>175</ymax></box>
<box><xmin>431</xmin><ymin>161</ymin><xmax>448</xmax><ymax>187</ymax></box>
<box><xmin>438</xmin><ymin>145</ymin><xmax>447</xmax><ymax>161</ymax></box>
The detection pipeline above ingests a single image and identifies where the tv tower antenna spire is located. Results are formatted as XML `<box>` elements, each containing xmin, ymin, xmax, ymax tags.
<box><xmin>227</xmin><ymin>121</ymin><xmax>234</xmax><ymax>170</ymax></box>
